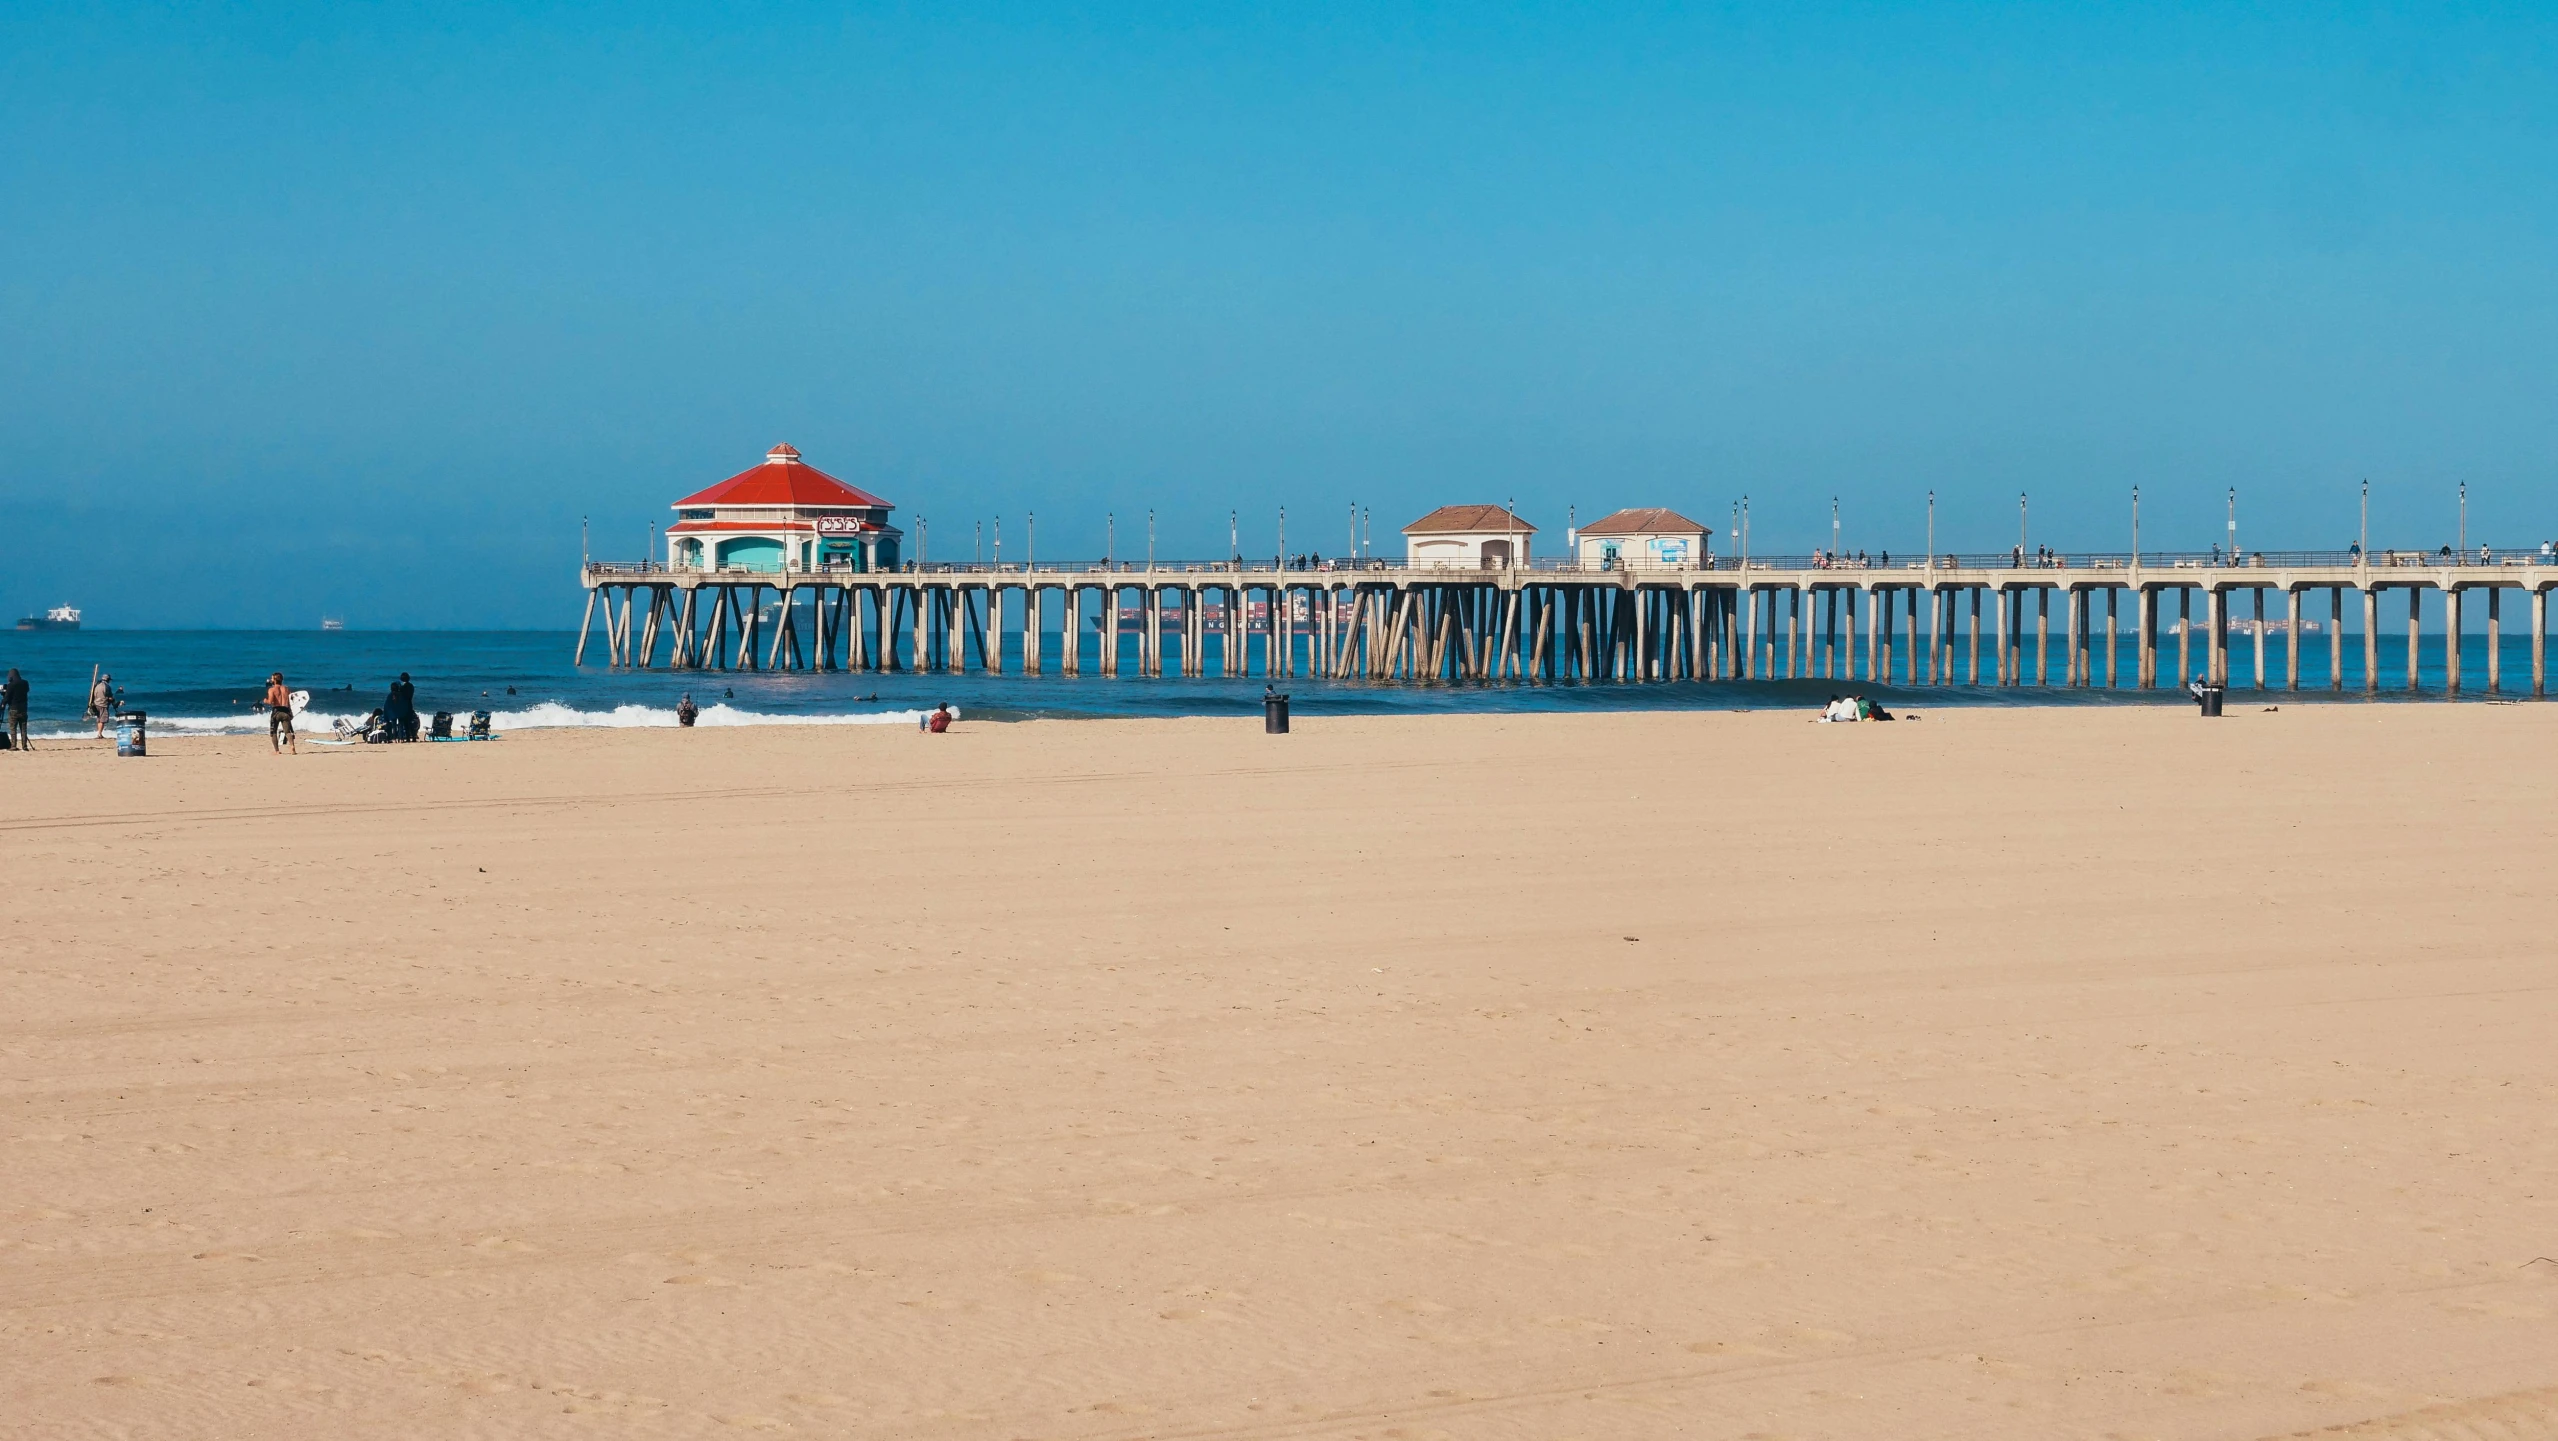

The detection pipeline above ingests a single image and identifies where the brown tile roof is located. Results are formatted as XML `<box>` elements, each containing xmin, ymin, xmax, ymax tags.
<box><xmin>1576</xmin><ymin>507</ymin><xmax>1710</xmax><ymax>537</ymax></box>
<box><xmin>1402</xmin><ymin>504</ymin><xmax>1537</xmax><ymax>535</ymax></box>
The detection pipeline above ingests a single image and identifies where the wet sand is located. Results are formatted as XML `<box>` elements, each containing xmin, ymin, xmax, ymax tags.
<box><xmin>5</xmin><ymin>705</ymin><xmax>2556</xmax><ymax>1439</ymax></box>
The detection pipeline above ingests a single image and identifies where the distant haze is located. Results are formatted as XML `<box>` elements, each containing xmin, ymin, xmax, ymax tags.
<box><xmin>3</xmin><ymin>5</ymin><xmax>2553</xmax><ymax>627</ymax></box>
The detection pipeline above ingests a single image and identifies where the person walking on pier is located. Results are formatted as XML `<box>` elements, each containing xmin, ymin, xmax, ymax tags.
<box><xmin>4</xmin><ymin>668</ymin><xmax>29</xmax><ymax>751</ymax></box>
<box><xmin>265</xmin><ymin>672</ymin><xmax>298</xmax><ymax>754</ymax></box>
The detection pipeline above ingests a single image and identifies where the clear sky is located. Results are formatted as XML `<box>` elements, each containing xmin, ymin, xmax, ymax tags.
<box><xmin>4</xmin><ymin>3</ymin><xmax>2552</xmax><ymax>626</ymax></box>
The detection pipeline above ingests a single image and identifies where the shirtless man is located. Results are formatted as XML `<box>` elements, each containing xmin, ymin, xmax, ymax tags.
<box><xmin>265</xmin><ymin>673</ymin><xmax>297</xmax><ymax>754</ymax></box>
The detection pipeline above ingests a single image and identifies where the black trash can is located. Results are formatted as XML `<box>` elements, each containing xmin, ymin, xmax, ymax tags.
<box><xmin>1263</xmin><ymin>691</ymin><xmax>1291</xmax><ymax>734</ymax></box>
<box><xmin>2192</xmin><ymin>683</ymin><xmax>2224</xmax><ymax>717</ymax></box>
<box><xmin>116</xmin><ymin>710</ymin><xmax>148</xmax><ymax>757</ymax></box>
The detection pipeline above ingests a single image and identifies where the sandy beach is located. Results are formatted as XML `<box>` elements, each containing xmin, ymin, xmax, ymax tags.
<box><xmin>5</xmin><ymin>704</ymin><xmax>2556</xmax><ymax>1439</ymax></box>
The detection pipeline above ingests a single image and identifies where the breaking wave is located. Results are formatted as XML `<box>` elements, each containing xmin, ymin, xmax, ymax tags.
<box><xmin>37</xmin><ymin>701</ymin><xmax>955</xmax><ymax>739</ymax></box>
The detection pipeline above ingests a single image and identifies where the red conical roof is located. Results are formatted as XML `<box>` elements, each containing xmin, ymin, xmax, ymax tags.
<box><xmin>673</xmin><ymin>444</ymin><xmax>891</xmax><ymax>509</ymax></box>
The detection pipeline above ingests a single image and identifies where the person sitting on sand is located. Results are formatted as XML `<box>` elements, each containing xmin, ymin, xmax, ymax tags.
<box><xmin>265</xmin><ymin>672</ymin><xmax>298</xmax><ymax>754</ymax></box>
<box><xmin>928</xmin><ymin>703</ymin><xmax>953</xmax><ymax>734</ymax></box>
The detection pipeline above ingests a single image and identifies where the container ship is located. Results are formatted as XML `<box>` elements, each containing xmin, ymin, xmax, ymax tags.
<box><xmin>14</xmin><ymin>603</ymin><xmax>79</xmax><ymax>632</ymax></box>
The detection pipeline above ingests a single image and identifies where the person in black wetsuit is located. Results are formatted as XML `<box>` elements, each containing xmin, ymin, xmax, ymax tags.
<box><xmin>3</xmin><ymin>667</ymin><xmax>29</xmax><ymax>751</ymax></box>
<box><xmin>384</xmin><ymin>672</ymin><xmax>420</xmax><ymax>741</ymax></box>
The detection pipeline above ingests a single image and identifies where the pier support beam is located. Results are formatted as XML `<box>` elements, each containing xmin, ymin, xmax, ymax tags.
<box><xmin>2104</xmin><ymin>588</ymin><xmax>2119</xmax><ymax>687</ymax></box>
<box><xmin>2251</xmin><ymin>588</ymin><xmax>2267</xmax><ymax>689</ymax></box>
<box><xmin>2487</xmin><ymin>587</ymin><xmax>2501</xmax><ymax>693</ymax></box>
<box><xmin>2136</xmin><ymin>586</ymin><xmax>2156</xmax><ymax>688</ymax></box>
<box><xmin>2175</xmin><ymin>589</ymin><xmax>2191</xmax><ymax>687</ymax></box>
<box><xmin>1905</xmin><ymin>587</ymin><xmax>1920</xmax><ymax>685</ymax></box>
<box><xmin>2035</xmin><ymin>588</ymin><xmax>2050</xmax><ymax>685</ymax></box>
<box><xmin>2251</xmin><ymin>591</ymin><xmax>2271</xmax><ymax>691</ymax></box>
<box><xmin>1994</xmin><ymin>587</ymin><xmax>2011</xmax><ymax>684</ymax></box>
<box><xmin>2362</xmin><ymin>586</ymin><xmax>2379</xmax><ymax>692</ymax></box>
<box><xmin>2207</xmin><ymin>587</ymin><xmax>2226</xmax><ymax>686</ymax></box>
<box><xmin>2535</xmin><ymin>587</ymin><xmax>2549</xmax><ymax>697</ymax></box>
<box><xmin>1788</xmin><ymin>586</ymin><xmax>1803</xmax><ymax>679</ymax></box>
<box><xmin>2407</xmin><ymin>587</ymin><xmax>2422</xmax><ymax>691</ymax></box>
<box><xmin>2285</xmin><ymin>588</ymin><xmax>2301</xmax><ymax>689</ymax></box>
<box><xmin>1968</xmin><ymin>588</ymin><xmax>1982</xmax><ymax>685</ymax></box>
<box><xmin>2446</xmin><ymin>588</ymin><xmax>2464</xmax><ymax>694</ymax></box>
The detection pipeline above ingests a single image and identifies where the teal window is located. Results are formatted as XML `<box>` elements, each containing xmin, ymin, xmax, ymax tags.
<box><xmin>716</xmin><ymin>537</ymin><xmax>785</xmax><ymax>571</ymax></box>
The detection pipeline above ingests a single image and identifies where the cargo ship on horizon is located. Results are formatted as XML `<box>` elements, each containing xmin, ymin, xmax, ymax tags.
<box><xmin>14</xmin><ymin>603</ymin><xmax>79</xmax><ymax>632</ymax></box>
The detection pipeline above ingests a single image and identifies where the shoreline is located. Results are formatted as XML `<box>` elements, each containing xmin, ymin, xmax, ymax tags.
<box><xmin>10</xmin><ymin>684</ymin><xmax>2550</xmax><ymax>745</ymax></box>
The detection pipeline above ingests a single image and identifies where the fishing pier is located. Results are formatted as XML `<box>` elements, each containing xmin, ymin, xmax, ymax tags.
<box><xmin>577</xmin><ymin>550</ymin><xmax>2558</xmax><ymax>696</ymax></box>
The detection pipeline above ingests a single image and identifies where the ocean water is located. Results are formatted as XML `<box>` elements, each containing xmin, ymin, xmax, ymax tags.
<box><xmin>0</xmin><ymin>628</ymin><xmax>2544</xmax><ymax>739</ymax></box>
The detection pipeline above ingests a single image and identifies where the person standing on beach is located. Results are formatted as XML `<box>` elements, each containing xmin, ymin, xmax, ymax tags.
<box><xmin>265</xmin><ymin>672</ymin><xmax>298</xmax><ymax>754</ymax></box>
<box><xmin>89</xmin><ymin>672</ymin><xmax>115</xmax><ymax>739</ymax></box>
<box><xmin>4</xmin><ymin>668</ymin><xmax>29</xmax><ymax>751</ymax></box>
<box><xmin>384</xmin><ymin>672</ymin><xmax>419</xmax><ymax>741</ymax></box>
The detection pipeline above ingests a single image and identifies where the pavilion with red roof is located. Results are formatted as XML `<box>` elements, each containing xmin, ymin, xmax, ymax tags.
<box><xmin>666</xmin><ymin>444</ymin><xmax>903</xmax><ymax>573</ymax></box>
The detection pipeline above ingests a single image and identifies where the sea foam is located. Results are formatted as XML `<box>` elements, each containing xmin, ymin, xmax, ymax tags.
<box><xmin>36</xmin><ymin>701</ymin><xmax>953</xmax><ymax>739</ymax></box>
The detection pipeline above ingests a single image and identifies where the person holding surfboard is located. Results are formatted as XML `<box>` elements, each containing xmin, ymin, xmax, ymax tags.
<box><xmin>265</xmin><ymin>672</ymin><xmax>298</xmax><ymax>754</ymax></box>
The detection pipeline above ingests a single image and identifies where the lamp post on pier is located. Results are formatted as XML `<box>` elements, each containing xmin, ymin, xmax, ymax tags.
<box><xmin>2458</xmin><ymin>481</ymin><xmax>2467</xmax><ymax>563</ymax></box>
<box><xmin>1926</xmin><ymin>491</ymin><xmax>1935</xmax><ymax>570</ymax></box>
<box><xmin>2226</xmin><ymin>488</ymin><xmax>2237</xmax><ymax>564</ymax></box>
<box><xmin>2359</xmin><ymin>480</ymin><xmax>2369</xmax><ymax>561</ymax></box>
<box><xmin>2131</xmin><ymin>486</ymin><xmax>2140</xmax><ymax>566</ymax></box>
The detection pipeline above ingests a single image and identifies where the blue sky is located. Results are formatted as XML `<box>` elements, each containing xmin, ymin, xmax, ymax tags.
<box><xmin>3</xmin><ymin>3</ymin><xmax>2552</xmax><ymax>625</ymax></box>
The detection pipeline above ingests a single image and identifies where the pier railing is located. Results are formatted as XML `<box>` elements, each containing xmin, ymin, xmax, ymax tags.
<box><xmin>585</xmin><ymin>546</ymin><xmax>2557</xmax><ymax>583</ymax></box>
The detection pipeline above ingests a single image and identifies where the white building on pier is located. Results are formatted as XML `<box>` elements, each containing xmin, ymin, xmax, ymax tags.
<box><xmin>1573</xmin><ymin>508</ymin><xmax>1711</xmax><ymax>569</ymax></box>
<box><xmin>1403</xmin><ymin>504</ymin><xmax>1537</xmax><ymax>569</ymax></box>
